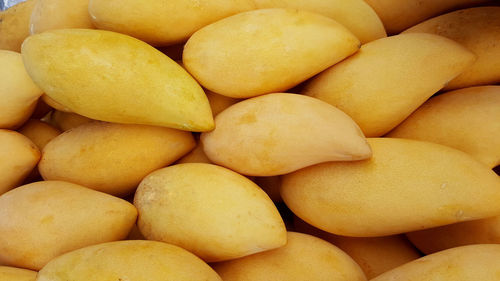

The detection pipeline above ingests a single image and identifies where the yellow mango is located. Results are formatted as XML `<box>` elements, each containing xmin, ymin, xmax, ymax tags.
<box><xmin>134</xmin><ymin>163</ymin><xmax>286</xmax><ymax>262</ymax></box>
<box><xmin>36</xmin><ymin>240</ymin><xmax>222</xmax><ymax>281</ymax></box>
<box><xmin>0</xmin><ymin>50</ymin><xmax>43</xmax><ymax>129</ymax></box>
<box><xmin>49</xmin><ymin>110</ymin><xmax>92</xmax><ymax>131</ymax></box>
<box><xmin>407</xmin><ymin>216</ymin><xmax>500</xmax><ymax>254</ymax></box>
<box><xmin>202</xmin><ymin>93</ymin><xmax>371</xmax><ymax>176</ymax></box>
<box><xmin>183</xmin><ymin>9</ymin><xmax>360</xmax><ymax>98</ymax></box>
<box><xmin>281</xmin><ymin>138</ymin><xmax>500</xmax><ymax>237</ymax></box>
<box><xmin>41</xmin><ymin>94</ymin><xmax>71</xmax><ymax>112</ymax></box>
<box><xmin>303</xmin><ymin>33</ymin><xmax>475</xmax><ymax>137</ymax></box>
<box><xmin>19</xmin><ymin>119</ymin><xmax>61</xmax><ymax>150</ymax></box>
<box><xmin>371</xmin><ymin>244</ymin><xmax>500</xmax><ymax>281</ymax></box>
<box><xmin>206</xmin><ymin>90</ymin><xmax>240</xmax><ymax>116</ymax></box>
<box><xmin>388</xmin><ymin>86</ymin><xmax>500</xmax><ymax>168</ymax></box>
<box><xmin>21</xmin><ymin>29</ymin><xmax>214</xmax><ymax>131</ymax></box>
<box><xmin>0</xmin><ymin>0</ymin><xmax>36</xmax><ymax>52</ymax></box>
<box><xmin>39</xmin><ymin>121</ymin><xmax>195</xmax><ymax>196</ymax></box>
<box><xmin>0</xmin><ymin>181</ymin><xmax>137</xmax><ymax>270</ymax></box>
<box><xmin>294</xmin><ymin>217</ymin><xmax>420</xmax><ymax>279</ymax></box>
<box><xmin>176</xmin><ymin>140</ymin><xmax>212</xmax><ymax>164</ymax></box>
<box><xmin>364</xmin><ymin>0</ymin><xmax>488</xmax><ymax>34</ymax></box>
<box><xmin>89</xmin><ymin>0</ymin><xmax>255</xmax><ymax>46</ymax></box>
<box><xmin>213</xmin><ymin>232</ymin><xmax>366</xmax><ymax>281</ymax></box>
<box><xmin>253</xmin><ymin>0</ymin><xmax>386</xmax><ymax>43</ymax></box>
<box><xmin>403</xmin><ymin>7</ymin><xmax>500</xmax><ymax>90</ymax></box>
<box><xmin>0</xmin><ymin>130</ymin><xmax>40</xmax><ymax>195</ymax></box>
<box><xmin>30</xmin><ymin>0</ymin><xmax>94</xmax><ymax>34</ymax></box>
<box><xmin>0</xmin><ymin>266</ymin><xmax>36</xmax><ymax>281</ymax></box>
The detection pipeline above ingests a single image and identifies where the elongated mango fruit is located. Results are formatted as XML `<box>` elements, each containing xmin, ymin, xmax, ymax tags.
<box><xmin>371</xmin><ymin>245</ymin><xmax>500</xmax><ymax>281</ymax></box>
<box><xmin>0</xmin><ymin>266</ymin><xmax>36</xmax><ymax>281</ymax></box>
<box><xmin>202</xmin><ymin>93</ymin><xmax>371</xmax><ymax>176</ymax></box>
<box><xmin>0</xmin><ymin>0</ymin><xmax>36</xmax><ymax>52</ymax></box>
<box><xmin>21</xmin><ymin>29</ymin><xmax>214</xmax><ymax>131</ymax></box>
<box><xmin>184</xmin><ymin>8</ymin><xmax>360</xmax><ymax>98</ymax></box>
<box><xmin>388</xmin><ymin>86</ymin><xmax>500</xmax><ymax>169</ymax></box>
<box><xmin>30</xmin><ymin>0</ymin><xmax>94</xmax><ymax>34</ymax></box>
<box><xmin>281</xmin><ymin>138</ymin><xmax>500</xmax><ymax>237</ymax></box>
<box><xmin>303</xmin><ymin>33</ymin><xmax>475</xmax><ymax>137</ymax></box>
<box><xmin>403</xmin><ymin>7</ymin><xmax>500</xmax><ymax>90</ymax></box>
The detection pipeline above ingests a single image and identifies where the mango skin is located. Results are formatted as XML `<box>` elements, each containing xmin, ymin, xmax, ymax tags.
<box><xmin>89</xmin><ymin>0</ymin><xmax>256</xmax><ymax>46</ymax></box>
<box><xmin>294</xmin><ymin>217</ymin><xmax>420</xmax><ymax>279</ymax></box>
<box><xmin>21</xmin><ymin>29</ymin><xmax>214</xmax><ymax>132</ymax></box>
<box><xmin>213</xmin><ymin>232</ymin><xmax>367</xmax><ymax>281</ymax></box>
<box><xmin>403</xmin><ymin>7</ymin><xmax>500</xmax><ymax>90</ymax></box>
<box><xmin>30</xmin><ymin>0</ymin><xmax>94</xmax><ymax>34</ymax></box>
<box><xmin>42</xmin><ymin>94</ymin><xmax>71</xmax><ymax>112</ymax></box>
<box><xmin>364</xmin><ymin>0</ymin><xmax>488</xmax><ymax>34</ymax></box>
<box><xmin>0</xmin><ymin>266</ymin><xmax>36</xmax><ymax>281</ymax></box>
<box><xmin>19</xmin><ymin>119</ymin><xmax>61</xmax><ymax>150</ymax></box>
<box><xmin>0</xmin><ymin>181</ymin><xmax>137</xmax><ymax>270</ymax></box>
<box><xmin>48</xmin><ymin>110</ymin><xmax>92</xmax><ymax>131</ymax></box>
<box><xmin>281</xmin><ymin>138</ymin><xmax>500</xmax><ymax>237</ymax></box>
<box><xmin>183</xmin><ymin>8</ymin><xmax>360</xmax><ymax>98</ymax></box>
<box><xmin>36</xmin><ymin>240</ymin><xmax>222</xmax><ymax>281</ymax></box>
<box><xmin>407</xmin><ymin>216</ymin><xmax>500</xmax><ymax>254</ymax></box>
<box><xmin>253</xmin><ymin>0</ymin><xmax>386</xmax><ymax>43</ymax></box>
<box><xmin>0</xmin><ymin>130</ymin><xmax>40</xmax><ymax>195</ymax></box>
<box><xmin>0</xmin><ymin>0</ymin><xmax>36</xmax><ymax>52</ymax></box>
<box><xmin>303</xmin><ymin>33</ymin><xmax>475</xmax><ymax>137</ymax></box>
<box><xmin>202</xmin><ymin>93</ymin><xmax>371</xmax><ymax>176</ymax></box>
<box><xmin>0</xmin><ymin>50</ymin><xmax>43</xmax><ymax>129</ymax></box>
<box><xmin>388</xmin><ymin>86</ymin><xmax>500</xmax><ymax>168</ymax></box>
<box><xmin>134</xmin><ymin>163</ymin><xmax>287</xmax><ymax>262</ymax></box>
<box><xmin>39</xmin><ymin>121</ymin><xmax>195</xmax><ymax>196</ymax></box>
<box><xmin>371</xmin><ymin>244</ymin><xmax>500</xmax><ymax>281</ymax></box>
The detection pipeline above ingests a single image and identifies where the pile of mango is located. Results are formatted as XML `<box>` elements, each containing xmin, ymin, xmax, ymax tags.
<box><xmin>1</xmin><ymin>0</ymin><xmax>499</xmax><ymax>280</ymax></box>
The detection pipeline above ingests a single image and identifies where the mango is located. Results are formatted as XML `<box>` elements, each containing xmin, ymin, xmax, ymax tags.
<box><xmin>213</xmin><ymin>232</ymin><xmax>366</xmax><ymax>281</ymax></box>
<box><xmin>253</xmin><ymin>0</ymin><xmax>386</xmax><ymax>43</ymax></box>
<box><xmin>388</xmin><ymin>86</ymin><xmax>500</xmax><ymax>168</ymax></box>
<box><xmin>41</xmin><ymin>94</ymin><xmax>71</xmax><ymax>112</ymax></box>
<box><xmin>134</xmin><ymin>163</ymin><xmax>286</xmax><ymax>262</ymax></box>
<box><xmin>21</xmin><ymin>29</ymin><xmax>214</xmax><ymax>131</ymax></box>
<box><xmin>0</xmin><ymin>130</ymin><xmax>40</xmax><ymax>195</ymax></box>
<box><xmin>0</xmin><ymin>181</ymin><xmax>137</xmax><ymax>270</ymax></box>
<box><xmin>0</xmin><ymin>266</ymin><xmax>36</xmax><ymax>281</ymax></box>
<box><xmin>48</xmin><ymin>110</ymin><xmax>92</xmax><ymax>131</ymax></box>
<box><xmin>407</xmin><ymin>216</ymin><xmax>500</xmax><ymax>254</ymax></box>
<box><xmin>30</xmin><ymin>0</ymin><xmax>93</xmax><ymax>34</ymax></box>
<box><xmin>371</xmin><ymin>244</ymin><xmax>500</xmax><ymax>281</ymax></box>
<box><xmin>0</xmin><ymin>50</ymin><xmax>43</xmax><ymax>129</ymax></box>
<box><xmin>19</xmin><ymin>119</ymin><xmax>61</xmax><ymax>150</ymax></box>
<box><xmin>403</xmin><ymin>7</ymin><xmax>500</xmax><ymax>90</ymax></box>
<box><xmin>364</xmin><ymin>0</ymin><xmax>488</xmax><ymax>34</ymax></box>
<box><xmin>0</xmin><ymin>0</ymin><xmax>36</xmax><ymax>52</ymax></box>
<box><xmin>303</xmin><ymin>33</ymin><xmax>475</xmax><ymax>137</ymax></box>
<box><xmin>281</xmin><ymin>138</ymin><xmax>500</xmax><ymax>237</ymax></box>
<box><xmin>201</xmin><ymin>93</ymin><xmax>371</xmax><ymax>176</ymax></box>
<box><xmin>36</xmin><ymin>240</ymin><xmax>222</xmax><ymax>281</ymax></box>
<box><xmin>89</xmin><ymin>0</ymin><xmax>255</xmax><ymax>46</ymax></box>
<box><xmin>183</xmin><ymin>8</ymin><xmax>360</xmax><ymax>98</ymax></box>
<box><xmin>39</xmin><ymin>121</ymin><xmax>195</xmax><ymax>196</ymax></box>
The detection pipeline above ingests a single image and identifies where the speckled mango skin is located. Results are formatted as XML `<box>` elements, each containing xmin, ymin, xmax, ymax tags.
<box><xmin>0</xmin><ymin>0</ymin><xmax>36</xmax><ymax>52</ymax></box>
<box><xmin>281</xmin><ymin>138</ymin><xmax>500</xmax><ymax>237</ymax></box>
<box><xmin>202</xmin><ymin>93</ymin><xmax>371</xmax><ymax>176</ymax></box>
<box><xmin>183</xmin><ymin>8</ymin><xmax>360</xmax><ymax>98</ymax></box>
<box><xmin>134</xmin><ymin>163</ymin><xmax>286</xmax><ymax>262</ymax></box>
<box><xmin>303</xmin><ymin>33</ymin><xmax>476</xmax><ymax>137</ymax></box>
<box><xmin>0</xmin><ymin>181</ymin><xmax>137</xmax><ymax>270</ymax></box>
<box><xmin>21</xmin><ymin>29</ymin><xmax>214</xmax><ymax>132</ymax></box>
<box><xmin>371</xmin><ymin>244</ymin><xmax>500</xmax><ymax>281</ymax></box>
<box><xmin>36</xmin><ymin>240</ymin><xmax>222</xmax><ymax>281</ymax></box>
